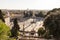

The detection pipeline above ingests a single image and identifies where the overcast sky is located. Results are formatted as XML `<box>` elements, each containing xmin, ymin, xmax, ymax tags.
<box><xmin>0</xmin><ymin>0</ymin><xmax>60</xmax><ymax>10</ymax></box>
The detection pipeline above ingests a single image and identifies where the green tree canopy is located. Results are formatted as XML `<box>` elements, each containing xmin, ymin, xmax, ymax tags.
<box><xmin>0</xmin><ymin>10</ymin><xmax>5</xmax><ymax>22</ymax></box>
<box><xmin>23</xmin><ymin>11</ymin><xmax>33</xmax><ymax>18</ymax></box>
<box><xmin>35</xmin><ymin>11</ymin><xmax>44</xmax><ymax>17</ymax></box>
<box><xmin>43</xmin><ymin>8</ymin><xmax>60</xmax><ymax>40</ymax></box>
<box><xmin>0</xmin><ymin>20</ymin><xmax>10</xmax><ymax>40</ymax></box>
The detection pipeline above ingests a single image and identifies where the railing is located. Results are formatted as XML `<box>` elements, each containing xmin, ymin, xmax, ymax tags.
<box><xmin>19</xmin><ymin>35</ymin><xmax>54</xmax><ymax>40</ymax></box>
<box><xmin>19</xmin><ymin>30</ymin><xmax>37</xmax><ymax>33</ymax></box>
<box><xmin>18</xmin><ymin>30</ymin><xmax>54</xmax><ymax>40</ymax></box>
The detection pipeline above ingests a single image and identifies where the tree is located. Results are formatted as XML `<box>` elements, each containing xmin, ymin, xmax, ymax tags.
<box><xmin>0</xmin><ymin>20</ymin><xmax>16</xmax><ymax>40</ymax></box>
<box><xmin>35</xmin><ymin>11</ymin><xmax>44</xmax><ymax>17</ymax></box>
<box><xmin>0</xmin><ymin>10</ymin><xmax>5</xmax><ymax>22</ymax></box>
<box><xmin>43</xmin><ymin>8</ymin><xmax>60</xmax><ymax>40</ymax></box>
<box><xmin>23</xmin><ymin>11</ymin><xmax>33</xmax><ymax>18</ymax></box>
<box><xmin>28</xmin><ymin>11</ymin><xmax>33</xmax><ymax>17</ymax></box>
<box><xmin>45</xmin><ymin>8</ymin><xmax>58</xmax><ymax>17</ymax></box>
<box><xmin>0</xmin><ymin>10</ymin><xmax>16</xmax><ymax>40</ymax></box>
<box><xmin>23</xmin><ymin>11</ymin><xmax>28</xmax><ymax>18</ymax></box>
<box><xmin>11</xmin><ymin>18</ymin><xmax>20</xmax><ymax>39</ymax></box>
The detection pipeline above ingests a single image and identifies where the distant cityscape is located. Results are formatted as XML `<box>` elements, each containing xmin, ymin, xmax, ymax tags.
<box><xmin>3</xmin><ymin>9</ymin><xmax>49</xmax><ymax>40</ymax></box>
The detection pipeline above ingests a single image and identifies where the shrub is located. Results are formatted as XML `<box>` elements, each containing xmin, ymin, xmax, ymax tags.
<box><xmin>0</xmin><ymin>20</ymin><xmax>10</xmax><ymax>39</ymax></box>
<box><xmin>0</xmin><ymin>20</ymin><xmax>16</xmax><ymax>40</ymax></box>
<box><xmin>37</xmin><ymin>27</ymin><xmax>45</xmax><ymax>37</ymax></box>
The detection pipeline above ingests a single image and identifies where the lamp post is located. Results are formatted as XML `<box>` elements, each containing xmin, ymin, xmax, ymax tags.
<box><xmin>23</xmin><ymin>24</ymin><xmax>25</xmax><ymax>35</ymax></box>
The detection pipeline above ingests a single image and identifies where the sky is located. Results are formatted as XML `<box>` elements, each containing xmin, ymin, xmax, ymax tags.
<box><xmin>0</xmin><ymin>0</ymin><xmax>60</xmax><ymax>10</ymax></box>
